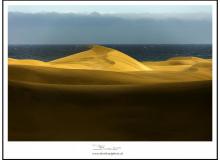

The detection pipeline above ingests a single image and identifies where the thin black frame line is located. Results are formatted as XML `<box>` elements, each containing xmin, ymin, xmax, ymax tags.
<box><xmin>2</xmin><ymin>0</ymin><xmax>218</xmax><ymax>1</ymax></box>
<box><xmin>216</xmin><ymin>0</ymin><xmax>219</xmax><ymax>159</ymax></box>
<box><xmin>2</xmin><ymin>0</ymin><xmax>218</xmax><ymax>159</ymax></box>
<box><xmin>2</xmin><ymin>0</ymin><xmax>4</xmax><ymax>159</ymax></box>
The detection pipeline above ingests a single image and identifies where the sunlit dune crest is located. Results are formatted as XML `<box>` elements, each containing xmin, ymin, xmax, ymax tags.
<box><xmin>50</xmin><ymin>45</ymin><xmax>152</xmax><ymax>71</ymax></box>
<box><xmin>8</xmin><ymin>45</ymin><xmax>212</xmax><ymax>85</ymax></box>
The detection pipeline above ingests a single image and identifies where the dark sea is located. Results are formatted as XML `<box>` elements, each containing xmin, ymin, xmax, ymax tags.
<box><xmin>8</xmin><ymin>44</ymin><xmax>212</xmax><ymax>62</ymax></box>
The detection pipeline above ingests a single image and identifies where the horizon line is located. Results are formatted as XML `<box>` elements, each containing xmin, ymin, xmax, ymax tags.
<box><xmin>8</xmin><ymin>43</ymin><xmax>212</xmax><ymax>45</ymax></box>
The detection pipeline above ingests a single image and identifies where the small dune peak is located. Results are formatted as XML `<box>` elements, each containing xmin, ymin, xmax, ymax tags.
<box><xmin>91</xmin><ymin>45</ymin><xmax>112</xmax><ymax>54</ymax></box>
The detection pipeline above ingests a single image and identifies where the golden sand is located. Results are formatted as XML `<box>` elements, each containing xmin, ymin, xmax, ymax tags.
<box><xmin>8</xmin><ymin>45</ymin><xmax>211</xmax><ymax>84</ymax></box>
<box><xmin>8</xmin><ymin>45</ymin><xmax>212</xmax><ymax>141</ymax></box>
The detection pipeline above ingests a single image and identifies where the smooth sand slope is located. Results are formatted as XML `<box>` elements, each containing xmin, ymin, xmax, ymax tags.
<box><xmin>8</xmin><ymin>45</ymin><xmax>212</xmax><ymax>141</ymax></box>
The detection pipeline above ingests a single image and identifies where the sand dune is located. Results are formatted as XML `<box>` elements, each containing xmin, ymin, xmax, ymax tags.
<box><xmin>9</xmin><ymin>45</ymin><xmax>152</xmax><ymax>71</ymax></box>
<box><xmin>9</xmin><ymin>64</ymin><xmax>211</xmax><ymax>85</ymax></box>
<box><xmin>50</xmin><ymin>45</ymin><xmax>152</xmax><ymax>71</ymax></box>
<box><xmin>142</xmin><ymin>56</ymin><xmax>212</xmax><ymax>72</ymax></box>
<box><xmin>8</xmin><ymin>45</ymin><xmax>211</xmax><ymax>84</ymax></box>
<box><xmin>9</xmin><ymin>58</ymin><xmax>49</xmax><ymax>66</ymax></box>
<box><xmin>8</xmin><ymin>45</ymin><xmax>212</xmax><ymax>141</ymax></box>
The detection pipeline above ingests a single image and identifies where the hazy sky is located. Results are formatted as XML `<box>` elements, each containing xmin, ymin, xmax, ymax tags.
<box><xmin>9</xmin><ymin>5</ymin><xmax>212</xmax><ymax>14</ymax></box>
<box><xmin>8</xmin><ymin>5</ymin><xmax>212</xmax><ymax>44</ymax></box>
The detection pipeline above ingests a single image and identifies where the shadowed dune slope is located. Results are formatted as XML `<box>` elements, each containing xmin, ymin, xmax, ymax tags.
<box><xmin>9</xmin><ymin>80</ymin><xmax>212</xmax><ymax>141</ymax></box>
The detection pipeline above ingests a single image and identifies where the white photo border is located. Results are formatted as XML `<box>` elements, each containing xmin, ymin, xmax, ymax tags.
<box><xmin>2</xmin><ymin>1</ymin><xmax>218</xmax><ymax>159</ymax></box>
